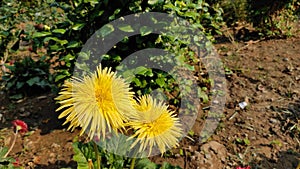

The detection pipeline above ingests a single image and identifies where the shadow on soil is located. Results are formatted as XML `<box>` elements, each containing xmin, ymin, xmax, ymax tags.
<box><xmin>34</xmin><ymin>160</ymin><xmax>77</xmax><ymax>169</ymax></box>
<box><xmin>0</xmin><ymin>91</ymin><xmax>66</xmax><ymax>134</ymax></box>
<box><xmin>252</xmin><ymin>150</ymin><xmax>300</xmax><ymax>169</ymax></box>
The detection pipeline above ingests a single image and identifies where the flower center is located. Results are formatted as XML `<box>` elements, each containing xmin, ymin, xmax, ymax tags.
<box><xmin>142</xmin><ymin>113</ymin><xmax>173</xmax><ymax>137</ymax></box>
<box><xmin>95</xmin><ymin>86</ymin><xmax>114</xmax><ymax>109</ymax></box>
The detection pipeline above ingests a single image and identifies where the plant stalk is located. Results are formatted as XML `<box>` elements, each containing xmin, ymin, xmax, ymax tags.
<box><xmin>130</xmin><ymin>158</ymin><xmax>136</xmax><ymax>169</ymax></box>
<box><xmin>93</xmin><ymin>141</ymin><xmax>101</xmax><ymax>169</ymax></box>
<box><xmin>4</xmin><ymin>129</ymin><xmax>18</xmax><ymax>158</ymax></box>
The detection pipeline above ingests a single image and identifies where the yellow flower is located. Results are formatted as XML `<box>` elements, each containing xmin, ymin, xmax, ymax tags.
<box><xmin>128</xmin><ymin>95</ymin><xmax>182</xmax><ymax>156</ymax></box>
<box><xmin>55</xmin><ymin>66</ymin><xmax>134</xmax><ymax>140</ymax></box>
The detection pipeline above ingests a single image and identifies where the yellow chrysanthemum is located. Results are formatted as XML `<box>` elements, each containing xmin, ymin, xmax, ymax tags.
<box><xmin>55</xmin><ymin>66</ymin><xmax>134</xmax><ymax>140</ymax></box>
<box><xmin>128</xmin><ymin>95</ymin><xmax>182</xmax><ymax>156</ymax></box>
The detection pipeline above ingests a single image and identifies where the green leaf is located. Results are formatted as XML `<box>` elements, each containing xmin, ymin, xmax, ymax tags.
<box><xmin>236</xmin><ymin>138</ymin><xmax>243</xmax><ymax>143</ymax></box>
<box><xmin>67</xmin><ymin>41</ymin><xmax>81</xmax><ymax>48</ymax></box>
<box><xmin>16</xmin><ymin>81</ymin><xmax>24</xmax><ymax>89</ymax></box>
<box><xmin>52</xmin><ymin>29</ymin><xmax>66</xmax><ymax>34</ymax></box>
<box><xmin>118</xmin><ymin>24</ymin><xmax>134</xmax><ymax>32</ymax></box>
<box><xmin>98</xmin><ymin>133</ymin><xmax>133</xmax><ymax>155</ymax></box>
<box><xmin>32</xmin><ymin>31</ymin><xmax>52</xmax><ymax>38</ymax></box>
<box><xmin>72</xmin><ymin>142</ymin><xmax>89</xmax><ymax>169</ymax></box>
<box><xmin>140</xmin><ymin>26</ymin><xmax>153</xmax><ymax>36</ymax></box>
<box><xmin>148</xmin><ymin>0</ymin><xmax>163</xmax><ymax>5</ymax></box>
<box><xmin>9</xmin><ymin>94</ymin><xmax>23</xmax><ymax>100</ymax></box>
<box><xmin>135</xmin><ymin>158</ymin><xmax>157</xmax><ymax>169</ymax></box>
<box><xmin>62</xmin><ymin>54</ymin><xmax>75</xmax><ymax>61</ymax></box>
<box><xmin>0</xmin><ymin>147</ymin><xmax>8</xmax><ymax>158</ymax></box>
<box><xmin>84</xmin><ymin>0</ymin><xmax>99</xmax><ymax>6</ymax></box>
<box><xmin>49</xmin><ymin>44</ymin><xmax>63</xmax><ymax>51</ymax></box>
<box><xmin>44</xmin><ymin>37</ymin><xmax>68</xmax><ymax>45</ymax></box>
<box><xmin>134</xmin><ymin>66</ymin><xmax>149</xmax><ymax>75</ymax></box>
<box><xmin>133</xmin><ymin>77</ymin><xmax>142</xmax><ymax>86</ymax></box>
<box><xmin>26</xmin><ymin>77</ymin><xmax>40</xmax><ymax>86</ymax></box>
<box><xmin>122</xmin><ymin>69</ymin><xmax>135</xmax><ymax>80</ymax></box>
<box><xmin>72</xmin><ymin>23</ymin><xmax>86</xmax><ymax>30</ymax></box>
<box><xmin>77</xmin><ymin>52</ymin><xmax>90</xmax><ymax>61</ymax></box>
<box><xmin>244</xmin><ymin>138</ymin><xmax>250</xmax><ymax>145</ymax></box>
<box><xmin>198</xmin><ymin>88</ymin><xmax>209</xmax><ymax>103</ymax></box>
<box><xmin>155</xmin><ymin>78</ymin><xmax>165</xmax><ymax>87</ymax></box>
<box><xmin>55</xmin><ymin>74</ymin><xmax>67</xmax><ymax>82</ymax></box>
<box><xmin>99</xmin><ymin>24</ymin><xmax>114</xmax><ymax>37</ymax></box>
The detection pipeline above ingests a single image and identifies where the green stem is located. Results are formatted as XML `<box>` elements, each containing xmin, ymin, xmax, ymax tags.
<box><xmin>130</xmin><ymin>158</ymin><xmax>136</xmax><ymax>169</ymax></box>
<box><xmin>4</xmin><ymin>129</ymin><xmax>18</xmax><ymax>158</ymax></box>
<box><xmin>93</xmin><ymin>141</ymin><xmax>101</xmax><ymax>169</ymax></box>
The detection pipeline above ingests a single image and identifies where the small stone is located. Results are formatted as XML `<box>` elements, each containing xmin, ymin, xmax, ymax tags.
<box><xmin>208</xmin><ymin>141</ymin><xmax>226</xmax><ymax>155</ymax></box>
<box><xmin>269</xmin><ymin>118</ymin><xmax>278</xmax><ymax>124</ymax></box>
<box><xmin>49</xmin><ymin>153</ymin><xmax>56</xmax><ymax>158</ymax></box>
<box><xmin>226</xmin><ymin>51</ymin><xmax>233</xmax><ymax>56</ymax></box>
<box><xmin>19</xmin><ymin>112</ymin><xmax>31</xmax><ymax>117</ymax></box>
<box><xmin>204</xmin><ymin>153</ymin><xmax>211</xmax><ymax>159</ymax></box>
<box><xmin>27</xmin><ymin>162</ymin><xmax>35</xmax><ymax>168</ymax></box>
<box><xmin>174</xmin><ymin>154</ymin><xmax>181</xmax><ymax>158</ymax></box>
<box><xmin>48</xmin><ymin>153</ymin><xmax>57</xmax><ymax>164</ymax></box>
<box><xmin>19</xmin><ymin>107</ymin><xmax>25</xmax><ymax>112</ymax></box>
<box><xmin>283</xmin><ymin>57</ymin><xmax>289</xmax><ymax>62</ymax></box>
<box><xmin>37</xmin><ymin>95</ymin><xmax>47</xmax><ymax>100</ymax></box>
<box><xmin>33</xmin><ymin>156</ymin><xmax>41</xmax><ymax>164</ymax></box>
<box><xmin>194</xmin><ymin>151</ymin><xmax>201</xmax><ymax>156</ymax></box>
<box><xmin>26</xmin><ymin>141</ymin><xmax>35</xmax><ymax>150</ymax></box>
<box><xmin>188</xmin><ymin>146</ymin><xmax>193</xmax><ymax>152</ymax></box>
<box><xmin>51</xmin><ymin>143</ymin><xmax>61</xmax><ymax>149</ymax></box>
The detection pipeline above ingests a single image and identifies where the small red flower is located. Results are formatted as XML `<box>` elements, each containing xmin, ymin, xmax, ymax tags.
<box><xmin>12</xmin><ymin>158</ymin><xmax>20</xmax><ymax>167</ymax></box>
<box><xmin>12</xmin><ymin>120</ymin><xmax>28</xmax><ymax>133</ymax></box>
<box><xmin>236</xmin><ymin>166</ymin><xmax>251</xmax><ymax>169</ymax></box>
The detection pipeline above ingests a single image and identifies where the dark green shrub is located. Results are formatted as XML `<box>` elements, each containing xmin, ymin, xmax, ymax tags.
<box><xmin>2</xmin><ymin>56</ymin><xmax>54</xmax><ymax>99</ymax></box>
<box><xmin>247</xmin><ymin>0</ymin><xmax>299</xmax><ymax>37</ymax></box>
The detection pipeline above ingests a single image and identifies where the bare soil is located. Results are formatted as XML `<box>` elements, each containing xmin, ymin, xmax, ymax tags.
<box><xmin>1</xmin><ymin>34</ymin><xmax>300</xmax><ymax>169</ymax></box>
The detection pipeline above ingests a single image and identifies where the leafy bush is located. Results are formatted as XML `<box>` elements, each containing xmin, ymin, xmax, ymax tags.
<box><xmin>247</xmin><ymin>0</ymin><xmax>300</xmax><ymax>37</ymax></box>
<box><xmin>213</xmin><ymin>0</ymin><xmax>249</xmax><ymax>26</ymax></box>
<box><xmin>2</xmin><ymin>56</ymin><xmax>54</xmax><ymax>99</ymax></box>
<box><xmin>23</xmin><ymin>0</ymin><xmax>221</xmax><ymax>108</ymax></box>
<box><xmin>0</xmin><ymin>0</ymin><xmax>221</xmax><ymax>108</ymax></box>
<box><xmin>72</xmin><ymin>141</ymin><xmax>182</xmax><ymax>169</ymax></box>
<box><xmin>209</xmin><ymin>0</ymin><xmax>300</xmax><ymax>38</ymax></box>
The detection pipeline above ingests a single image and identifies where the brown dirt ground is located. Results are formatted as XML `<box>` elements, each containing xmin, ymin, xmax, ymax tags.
<box><xmin>1</xmin><ymin>34</ymin><xmax>300</xmax><ymax>169</ymax></box>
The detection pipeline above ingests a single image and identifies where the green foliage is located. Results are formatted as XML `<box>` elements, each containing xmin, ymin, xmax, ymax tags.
<box><xmin>210</xmin><ymin>0</ymin><xmax>300</xmax><ymax>37</ymax></box>
<box><xmin>247</xmin><ymin>0</ymin><xmax>300</xmax><ymax>37</ymax></box>
<box><xmin>0</xmin><ymin>147</ymin><xmax>19</xmax><ymax>169</ymax></box>
<box><xmin>235</xmin><ymin>138</ymin><xmax>251</xmax><ymax>146</ymax></box>
<box><xmin>72</xmin><ymin>141</ymin><xmax>182</xmax><ymax>169</ymax></box>
<box><xmin>163</xmin><ymin>0</ymin><xmax>224</xmax><ymax>39</ymax></box>
<box><xmin>215</xmin><ymin>0</ymin><xmax>249</xmax><ymax>25</ymax></box>
<box><xmin>0</xmin><ymin>0</ymin><xmax>69</xmax><ymax>97</ymax></box>
<box><xmin>2</xmin><ymin>56</ymin><xmax>54</xmax><ymax>98</ymax></box>
<box><xmin>0</xmin><ymin>0</ymin><xmax>67</xmax><ymax>59</ymax></box>
<box><xmin>1</xmin><ymin>0</ymin><xmax>222</xmax><ymax>103</ymax></box>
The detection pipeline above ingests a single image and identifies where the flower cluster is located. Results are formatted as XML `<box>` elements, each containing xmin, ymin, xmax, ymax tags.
<box><xmin>56</xmin><ymin>65</ymin><xmax>183</xmax><ymax>155</ymax></box>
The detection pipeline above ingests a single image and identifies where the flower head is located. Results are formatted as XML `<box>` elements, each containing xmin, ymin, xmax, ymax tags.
<box><xmin>56</xmin><ymin>65</ymin><xmax>134</xmax><ymax>140</ymax></box>
<box><xmin>12</xmin><ymin>120</ymin><xmax>28</xmax><ymax>133</ymax></box>
<box><xmin>12</xmin><ymin>158</ymin><xmax>20</xmax><ymax>167</ymax></box>
<box><xmin>128</xmin><ymin>95</ymin><xmax>182</xmax><ymax>156</ymax></box>
<box><xmin>236</xmin><ymin>166</ymin><xmax>251</xmax><ymax>169</ymax></box>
